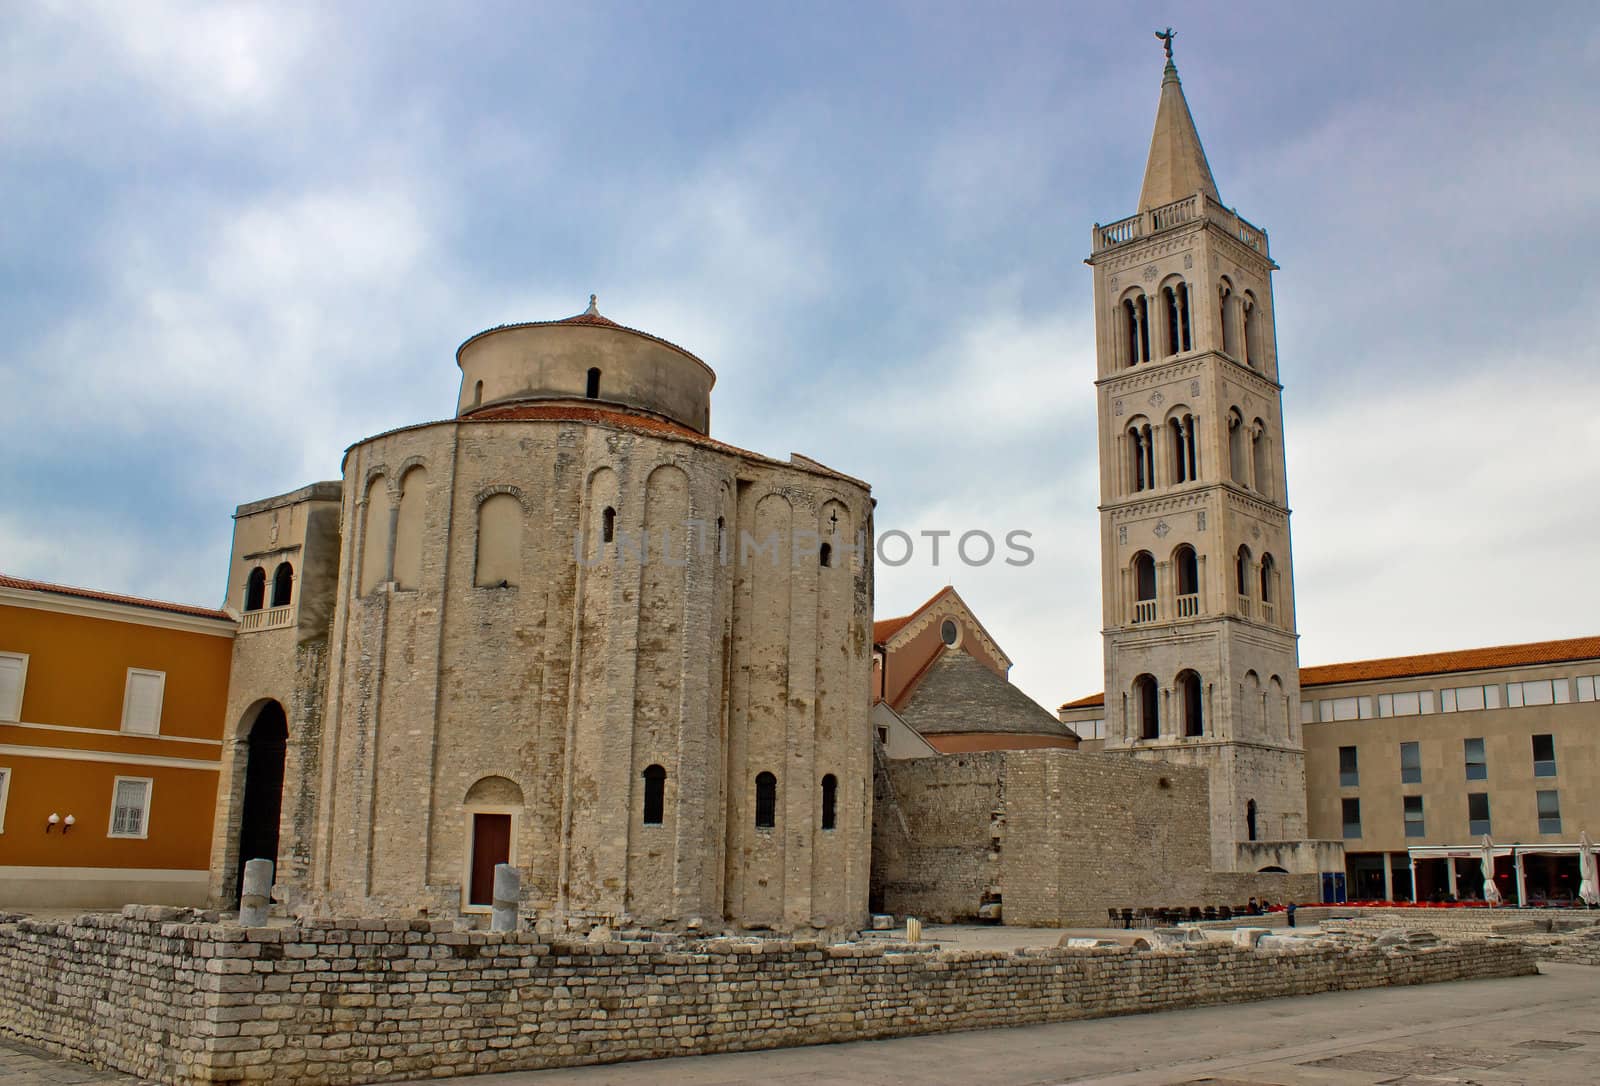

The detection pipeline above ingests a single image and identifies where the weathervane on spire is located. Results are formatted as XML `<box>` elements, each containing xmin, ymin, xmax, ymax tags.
<box><xmin>1155</xmin><ymin>27</ymin><xmax>1175</xmax><ymax>62</ymax></box>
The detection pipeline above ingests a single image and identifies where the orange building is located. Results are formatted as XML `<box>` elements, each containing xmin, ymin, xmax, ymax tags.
<box><xmin>0</xmin><ymin>574</ymin><xmax>235</xmax><ymax>907</ymax></box>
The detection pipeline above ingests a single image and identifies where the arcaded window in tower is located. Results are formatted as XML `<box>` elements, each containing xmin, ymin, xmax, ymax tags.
<box><xmin>1243</xmin><ymin>291</ymin><xmax>1262</xmax><ymax>370</ymax></box>
<box><xmin>820</xmin><ymin>773</ymin><xmax>837</xmax><ymax>831</ymax></box>
<box><xmin>1227</xmin><ymin>410</ymin><xmax>1247</xmax><ymax>484</ymax></box>
<box><xmin>641</xmin><ymin>764</ymin><xmax>666</xmax><ymax>826</ymax></box>
<box><xmin>1259</xmin><ymin>553</ymin><xmax>1277</xmax><ymax>622</ymax></box>
<box><xmin>754</xmin><ymin>771</ymin><xmax>777</xmax><ymax>830</ymax></box>
<box><xmin>475</xmin><ymin>492</ymin><xmax>523</xmax><ymax>587</ymax></box>
<box><xmin>243</xmin><ymin>567</ymin><xmax>266</xmax><ymax>612</ymax></box>
<box><xmin>1121</xmin><ymin>294</ymin><xmax>1151</xmax><ymax>365</ymax></box>
<box><xmin>1251</xmin><ymin>419</ymin><xmax>1270</xmax><ymax>497</ymax></box>
<box><xmin>1134</xmin><ymin>674</ymin><xmax>1159</xmax><ymax>740</ymax></box>
<box><xmin>586</xmin><ymin>367</ymin><xmax>601</xmax><ymax>399</ymax></box>
<box><xmin>1174</xmin><ymin>545</ymin><xmax>1199</xmax><ymax>617</ymax></box>
<box><xmin>1218</xmin><ymin>279</ymin><xmax>1239</xmax><ymax>358</ymax></box>
<box><xmin>1162</xmin><ymin>282</ymin><xmax>1192</xmax><ymax>356</ymax></box>
<box><xmin>1178</xmin><ymin>670</ymin><xmax>1203</xmax><ymax>737</ymax></box>
<box><xmin>1129</xmin><ymin>422</ymin><xmax>1155</xmax><ymax>492</ymax></box>
<box><xmin>1169</xmin><ymin>413</ymin><xmax>1197</xmax><ymax>482</ymax></box>
<box><xmin>1236</xmin><ymin>545</ymin><xmax>1253</xmax><ymax>616</ymax></box>
<box><xmin>270</xmin><ymin>562</ymin><xmax>293</xmax><ymax>608</ymax></box>
<box><xmin>1132</xmin><ymin>552</ymin><xmax>1156</xmax><ymax>624</ymax></box>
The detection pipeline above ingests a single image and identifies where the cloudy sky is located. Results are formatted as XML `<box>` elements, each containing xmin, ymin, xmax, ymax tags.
<box><xmin>4</xmin><ymin>2</ymin><xmax>1597</xmax><ymax>709</ymax></box>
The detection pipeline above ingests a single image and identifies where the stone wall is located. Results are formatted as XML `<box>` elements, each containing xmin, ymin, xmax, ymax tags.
<box><xmin>874</xmin><ymin>750</ymin><xmax>1319</xmax><ymax>927</ymax></box>
<box><xmin>0</xmin><ymin>909</ymin><xmax>1536</xmax><ymax>1086</ymax></box>
<box><xmin>1315</xmin><ymin>906</ymin><xmax>1600</xmax><ymax>936</ymax></box>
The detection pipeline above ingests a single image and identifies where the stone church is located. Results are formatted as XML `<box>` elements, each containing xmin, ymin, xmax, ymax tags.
<box><xmin>210</xmin><ymin>303</ymin><xmax>876</xmax><ymax>932</ymax></box>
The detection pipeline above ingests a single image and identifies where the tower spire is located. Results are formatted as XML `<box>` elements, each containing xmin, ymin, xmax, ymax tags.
<box><xmin>1137</xmin><ymin>31</ymin><xmax>1220</xmax><ymax>212</ymax></box>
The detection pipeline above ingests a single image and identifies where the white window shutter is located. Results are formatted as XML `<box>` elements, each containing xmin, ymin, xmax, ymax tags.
<box><xmin>111</xmin><ymin>779</ymin><xmax>149</xmax><ymax>836</ymax></box>
<box><xmin>0</xmin><ymin>654</ymin><xmax>24</xmax><ymax>721</ymax></box>
<box><xmin>123</xmin><ymin>670</ymin><xmax>165</xmax><ymax>734</ymax></box>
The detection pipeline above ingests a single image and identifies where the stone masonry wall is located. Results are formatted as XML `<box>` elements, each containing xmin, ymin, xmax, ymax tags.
<box><xmin>0</xmin><ymin>909</ymin><xmax>1536</xmax><ymax>1086</ymax></box>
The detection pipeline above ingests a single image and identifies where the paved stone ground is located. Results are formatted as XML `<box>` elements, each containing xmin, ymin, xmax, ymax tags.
<box><xmin>5</xmin><ymin>963</ymin><xmax>1596</xmax><ymax>1085</ymax></box>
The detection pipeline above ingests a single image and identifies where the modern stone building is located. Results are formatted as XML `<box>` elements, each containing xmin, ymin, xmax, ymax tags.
<box><xmin>1081</xmin><ymin>45</ymin><xmax>1340</xmax><ymax>880</ymax></box>
<box><xmin>209</xmin><ymin>300</ymin><xmax>876</xmax><ymax>931</ymax></box>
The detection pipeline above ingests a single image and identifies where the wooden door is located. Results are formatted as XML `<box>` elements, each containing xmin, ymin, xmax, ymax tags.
<box><xmin>469</xmin><ymin>813</ymin><xmax>511</xmax><ymax>906</ymax></box>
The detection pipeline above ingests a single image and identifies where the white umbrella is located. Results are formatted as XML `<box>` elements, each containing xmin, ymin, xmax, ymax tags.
<box><xmin>1579</xmin><ymin>831</ymin><xmax>1598</xmax><ymax>908</ymax></box>
<box><xmin>1481</xmin><ymin>834</ymin><xmax>1502</xmax><ymax>906</ymax></box>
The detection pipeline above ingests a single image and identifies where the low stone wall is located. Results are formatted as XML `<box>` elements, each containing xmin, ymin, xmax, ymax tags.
<box><xmin>1525</xmin><ymin>929</ymin><xmax>1600</xmax><ymax>967</ymax></box>
<box><xmin>0</xmin><ymin>908</ymin><xmax>1537</xmax><ymax>1086</ymax></box>
<box><xmin>1314</xmin><ymin>906</ymin><xmax>1600</xmax><ymax>936</ymax></box>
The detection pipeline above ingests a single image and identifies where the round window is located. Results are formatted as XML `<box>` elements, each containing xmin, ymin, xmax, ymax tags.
<box><xmin>940</xmin><ymin>619</ymin><xmax>959</xmax><ymax>646</ymax></box>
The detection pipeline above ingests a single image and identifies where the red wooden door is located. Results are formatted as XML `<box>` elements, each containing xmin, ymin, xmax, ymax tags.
<box><xmin>469</xmin><ymin>813</ymin><xmax>511</xmax><ymax>906</ymax></box>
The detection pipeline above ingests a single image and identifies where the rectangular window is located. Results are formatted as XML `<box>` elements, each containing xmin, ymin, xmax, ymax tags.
<box><xmin>1403</xmin><ymin>794</ymin><xmax>1425</xmax><ymax>838</ymax></box>
<box><xmin>1378</xmin><ymin>690</ymin><xmax>1434</xmax><ymax>718</ymax></box>
<box><xmin>1338</xmin><ymin>746</ymin><xmax>1359</xmax><ymax>787</ymax></box>
<box><xmin>1536</xmin><ymin>790</ymin><xmax>1561</xmax><ymax>835</ymax></box>
<box><xmin>120</xmin><ymin>669</ymin><xmax>166</xmax><ymax>735</ymax></box>
<box><xmin>0</xmin><ymin>766</ymin><xmax>11</xmax><ymax>834</ymax></box>
<box><xmin>1507</xmin><ymin>679</ymin><xmax>1569</xmax><ymax>707</ymax></box>
<box><xmin>1300</xmin><ymin>700</ymin><xmax>1315</xmax><ymax>724</ymax></box>
<box><xmin>1441</xmin><ymin>684</ymin><xmax>1499</xmax><ymax>713</ymax></box>
<box><xmin>1578</xmin><ymin>675</ymin><xmax>1596</xmax><ymax>702</ymax></box>
<box><xmin>1320</xmin><ymin>696</ymin><xmax>1362</xmax><ymax>722</ymax></box>
<box><xmin>1464</xmin><ymin>737</ymin><xmax>1487</xmax><ymax>781</ymax></box>
<box><xmin>1531</xmin><ymin>734</ymin><xmax>1556</xmax><ymax>777</ymax></box>
<box><xmin>1399</xmin><ymin>741</ymin><xmax>1421</xmax><ymax>784</ymax></box>
<box><xmin>1341</xmin><ymin>797</ymin><xmax>1362</xmax><ymax>839</ymax></box>
<box><xmin>0</xmin><ymin>652</ymin><xmax>27</xmax><ymax>722</ymax></box>
<box><xmin>1467</xmin><ymin>792</ymin><xmax>1491</xmax><ymax>837</ymax></box>
<box><xmin>108</xmin><ymin>777</ymin><xmax>152</xmax><ymax>839</ymax></box>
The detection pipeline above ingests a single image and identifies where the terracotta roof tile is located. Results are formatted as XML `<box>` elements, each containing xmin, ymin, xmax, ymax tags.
<box><xmin>1057</xmin><ymin>634</ymin><xmax>1600</xmax><ymax>709</ymax></box>
<box><xmin>1300</xmin><ymin>636</ymin><xmax>1600</xmax><ymax>687</ymax></box>
<box><xmin>872</xmin><ymin>586</ymin><xmax>956</xmax><ymax>645</ymax></box>
<box><xmin>0</xmin><ymin>573</ymin><xmax>232</xmax><ymax>622</ymax></box>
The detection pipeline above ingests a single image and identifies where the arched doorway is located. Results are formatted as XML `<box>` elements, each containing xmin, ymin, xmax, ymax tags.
<box><xmin>234</xmin><ymin>701</ymin><xmax>288</xmax><ymax>904</ymax></box>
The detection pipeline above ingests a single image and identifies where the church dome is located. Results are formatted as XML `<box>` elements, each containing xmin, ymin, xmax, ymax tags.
<box><xmin>454</xmin><ymin>296</ymin><xmax>717</xmax><ymax>434</ymax></box>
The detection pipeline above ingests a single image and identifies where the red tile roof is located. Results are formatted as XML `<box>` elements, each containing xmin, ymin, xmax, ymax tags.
<box><xmin>1300</xmin><ymin>635</ymin><xmax>1600</xmax><ymax>687</ymax></box>
<box><xmin>0</xmin><ymin>573</ymin><xmax>232</xmax><ymax>622</ymax></box>
<box><xmin>453</xmin><ymin>402</ymin><xmax>867</xmax><ymax>487</ymax></box>
<box><xmin>1057</xmin><ymin>634</ymin><xmax>1600</xmax><ymax>709</ymax></box>
<box><xmin>873</xmin><ymin>586</ymin><xmax>957</xmax><ymax>645</ymax></box>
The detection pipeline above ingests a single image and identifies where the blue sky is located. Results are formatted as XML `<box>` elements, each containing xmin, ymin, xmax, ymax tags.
<box><xmin>4</xmin><ymin>2</ymin><xmax>1598</xmax><ymax>708</ymax></box>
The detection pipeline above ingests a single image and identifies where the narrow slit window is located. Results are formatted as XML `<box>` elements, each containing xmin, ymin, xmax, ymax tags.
<box><xmin>602</xmin><ymin>506</ymin><xmax>616</xmax><ymax>544</ymax></box>
<box><xmin>641</xmin><ymin>764</ymin><xmax>666</xmax><ymax>825</ymax></box>
<box><xmin>586</xmin><ymin>368</ymin><xmax>601</xmax><ymax>399</ymax></box>
<box><xmin>820</xmin><ymin>773</ymin><xmax>837</xmax><ymax>831</ymax></box>
<box><xmin>755</xmin><ymin>771</ymin><xmax>777</xmax><ymax>829</ymax></box>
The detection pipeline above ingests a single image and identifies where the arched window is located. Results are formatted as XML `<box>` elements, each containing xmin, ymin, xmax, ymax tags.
<box><xmin>820</xmin><ymin>773</ymin><xmax>837</xmax><ymax>831</ymax></box>
<box><xmin>1246</xmin><ymin>799</ymin><xmax>1258</xmax><ymax>841</ymax></box>
<box><xmin>1134</xmin><ymin>674</ymin><xmax>1160</xmax><ymax>740</ymax></box>
<box><xmin>270</xmin><ymin>562</ymin><xmax>293</xmax><ymax>608</ymax></box>
<box><xmin>475</xmin><ymin>492</ymin><xmax>523</xmax><ymax>587</ymax></box>
<box><xmin>602</xmin><ymin>506</ymin><xmax>616</xmax><ymax>544</ymax></box>
<box><xmin>586</xmin><ymin>367</ymin><xmax>601</xmax><ymax>399</ymax></box>
<box><xmin>1227</xmin><ymin>409</ymin><xmax>1247</xmax><ymax>484</ymax></box>
<box><xmin>1219</xmin><ymin>279</ymin><xmax>1240</xmax><ymax>358</ymax></box>
<box><xmin>1174</xmin><ymin>545</ymin><xmax>1199</xmax><ymax>616</ymax></box>
<box><xmin>641</xmin><ymin>764</ymin><xmax>666</xmax><ymax>825</ymax></box>
<box><xmin>754</xmin><ymin>771</ymin><xmax>777</xmax><ymax>829</ymax></box>
<box><xmin>1250</xmin><ymin>419</ymin><xmax>1270</xmax><ymax>497</ymax></box>
<box><xmin>1242</xmin><ymin>291</ymin><xmax>1261</xmax><ymax>370</ymax></box>
<box><xmin>1259</xmin><ymin>553</ymin><xmax>1276</xmax><ymax>603</ymax></box>
<box><xmin>1132</xmin><ymin>552</ymin><xmax>1156</xmax><ymax>624</ymax></box>
<box><xmin>819</xmin><ymin>542</ymin><xmax>832</xmax><ymax>568</ymax></box>
<box><xmin>1236</xmin><ymin>545</ymin><xmax>1253</xmax><ymax>600</ymax></box>
<box><xmin>1162</xmin><ymin>281</ymin><xmax>1192</xmax><ymax>357</ymax></box>
<box><xmin>1122</xmin><ymin>295</ymin><xmax>1151</xmax><ymax>365</ymax></box>
<box><xmin>1128</xmin><ymin>421</ymin><xmax>1155</xmax><ymax>492</ymax></box>
<box><xmin>715</xmin><ymin>516</ymin><xmax>726</xmax><ymax>559</ymax></box>
<box><xmin>1178</xmin><ymin>670</ymin><xmax>1203</xmax><ymax>737</ymax></box>
<box><xmin>1168</xmin><ymin>412</ymin><xmax>1197</xmax><ymax>482</ymax></box>
<box><xmin>243</xmin><ymin>566</ymin><xmax>266</xmax><ymax>612</ymax></box>
<box><xmin>473</xmin><ymin>379</ymin><xmax>484</xmax><ymax>406</ymax></box>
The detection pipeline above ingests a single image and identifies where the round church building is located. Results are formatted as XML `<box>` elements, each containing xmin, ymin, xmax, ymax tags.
<box><xmin>308</xmin><ymin>299</ymin><xmax>874</xmax><ymax>931</ymax></box>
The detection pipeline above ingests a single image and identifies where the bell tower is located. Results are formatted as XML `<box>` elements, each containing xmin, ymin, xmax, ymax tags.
<box><xmin>1086</xmin><ymin>35</ymin><xmax>1313</xmax><ymax>872</ymax></box>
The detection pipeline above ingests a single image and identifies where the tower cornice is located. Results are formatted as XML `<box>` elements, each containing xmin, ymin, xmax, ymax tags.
<box><xmin>1096</xmin><ymin>352</ymin><xmax>1283</xmax><ymax>396</ymax></box>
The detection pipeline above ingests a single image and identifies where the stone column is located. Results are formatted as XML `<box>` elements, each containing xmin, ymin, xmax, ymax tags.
<box><xmin>1382</xmin><ymin>852</ymin><xmax>1394</xmax><ymax>902</ymax></box>
<box><xmin>1446</xmin><ymin>856</ymin><xmax>1458</xmax><ymax>899</ymax></box>
<box><xmin>491</xmin><ymin>864</ymin><xmax>520</xmax><ymax>932</ymax></box>
<box><xmin>240</xmin><ymin>859</ymin><xmax>273</xmax><ymax>927</ymax></box>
